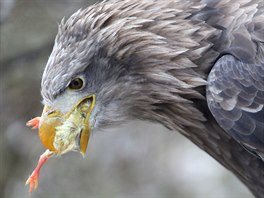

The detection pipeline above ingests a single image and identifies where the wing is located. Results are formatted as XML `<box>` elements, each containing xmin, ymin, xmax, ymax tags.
<box><xmin>206</xmin><ymin>55</ymin><xmax>264</xmax><ymax>159</ymax></box>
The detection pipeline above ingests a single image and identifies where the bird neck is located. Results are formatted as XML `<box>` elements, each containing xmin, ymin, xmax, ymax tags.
<box><xmin>131</xmin><ymin>74</ymin><xmax>264</xmax><ymax>197</ymax></box>
<box><xmin>182</xmin><ymin>99</ymin><xmax>264</xmax><ymax>197</ymax></box>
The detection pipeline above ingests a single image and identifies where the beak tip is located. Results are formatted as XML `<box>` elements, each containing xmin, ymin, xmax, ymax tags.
<box><xmin>80</xmin><ymin>152</ymin><xmax>86</xmax><ymax>158</ymax></box>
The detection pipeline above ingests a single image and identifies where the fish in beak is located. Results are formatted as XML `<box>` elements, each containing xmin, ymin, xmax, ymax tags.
<box><xmin>25</xmin><ymin>95</ymin><xmax>95</xmax><ymax>192</ymax></box>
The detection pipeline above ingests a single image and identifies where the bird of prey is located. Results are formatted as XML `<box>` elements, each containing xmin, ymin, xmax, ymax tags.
<box><xmin>26</xmin><ymin>0</ymin><xmax>264</xmax><ymax>196</ymax></box>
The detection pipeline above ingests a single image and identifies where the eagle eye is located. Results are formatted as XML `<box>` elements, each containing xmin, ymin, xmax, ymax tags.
<box><xmin>68</xmin><ymin>78</ymin><xmax>84</xmax><ymax>90</ymax></box>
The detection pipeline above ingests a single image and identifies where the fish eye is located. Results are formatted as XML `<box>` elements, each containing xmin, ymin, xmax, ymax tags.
<box><xmin>68</xmin><ymin>77</ymin><xmax>84</xmax><ymax>90</ymax></box>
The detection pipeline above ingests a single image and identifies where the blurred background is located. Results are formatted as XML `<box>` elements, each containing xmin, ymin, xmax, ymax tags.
<box><xmin>0</xmin><ymin>0</ymin><xmax>254</xmax><ymax>197</ymax></box>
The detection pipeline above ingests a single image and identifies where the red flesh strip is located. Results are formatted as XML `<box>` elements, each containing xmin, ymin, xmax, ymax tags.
<box><xmin>26</xmin><ymin>150</ymin><xmax>53</xmax><ymax>192</ymax></box>
<box><xmin>26</xmin><ymin>117</ymin><xmax>41</xmax><ymax>129</ymax></box>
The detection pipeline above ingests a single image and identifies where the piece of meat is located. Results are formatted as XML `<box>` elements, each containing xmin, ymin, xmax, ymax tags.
<box><xmin>25</xmin><ymin>149</ymin><xmax>54</xmax><ymax>192</ymax></box>
<box><xmin>26</xmin><ymin>117</ymin><xmax>41</xmax><ymax>129</ymax></box>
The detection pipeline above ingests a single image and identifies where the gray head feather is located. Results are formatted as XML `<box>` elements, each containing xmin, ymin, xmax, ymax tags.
<box><xmin>41</xmin><ymin>0</ymin><xmax>264</xmax><ymax>132</ymax></box>
<box><xmin>41</xmin><ymin>0</ymin><xmax>264</xmax><ymax>127</ymax></box>
<box><xmin>41</xmin><ymin>0</ymin><xmax>214</xmax><ymax>133</ymax></box>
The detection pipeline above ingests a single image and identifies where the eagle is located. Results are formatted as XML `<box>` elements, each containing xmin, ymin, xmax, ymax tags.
<box><xmin>25</xmin><ymin>0</ymin><xmax>264</xmax><ymax>197</ymax></box>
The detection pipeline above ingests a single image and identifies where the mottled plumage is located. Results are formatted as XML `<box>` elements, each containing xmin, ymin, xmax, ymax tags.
<box><xmin>40</xmin><ymin>0</ymin><xmax>264</xmax><ymax>197</ymax></box>
<box><xmin>207</xmin><ymin>55</ymin><xmax>264</xmax><ymax>159</ymax></box>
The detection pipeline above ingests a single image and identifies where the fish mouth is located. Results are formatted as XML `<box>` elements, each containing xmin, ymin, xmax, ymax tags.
<box><xmin>38</xmin><ymin>95</ymin><xmax>96</xmax><ymax>156</ymax></box>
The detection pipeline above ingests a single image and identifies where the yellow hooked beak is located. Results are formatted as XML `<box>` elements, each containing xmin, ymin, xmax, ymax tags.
<box><xmin>38</xmin><ymin>95</ymin><xmax>95</xmax><ymax>156</ymax></box>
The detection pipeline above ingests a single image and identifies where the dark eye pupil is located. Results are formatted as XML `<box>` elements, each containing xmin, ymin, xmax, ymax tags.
<box><xmin>69</xmin><ymin>78</ymin><xmax>83</xmax><ymax>89</ymax></box>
